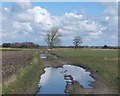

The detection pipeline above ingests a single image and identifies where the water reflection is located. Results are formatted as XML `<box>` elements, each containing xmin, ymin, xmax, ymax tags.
<box><xmin>37</xmin><ymin>65</ymin><xmax>95</xmax><ymax>94</ymax></box>
<box><xmin>40</xmin><ymin>51</ymin><xmax>58</xmax><ymax>59</ymax></box>
<box><xmin>40</xmin><ymin>54</ymin><xmax>47</xmax><ymax>59</ymax></box>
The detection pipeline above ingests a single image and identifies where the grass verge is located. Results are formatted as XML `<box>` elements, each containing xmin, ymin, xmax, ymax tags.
<box><xmin>2</xmin><ymin>51</ymin><xmax>44</xmax><ymax>94</ymax></box>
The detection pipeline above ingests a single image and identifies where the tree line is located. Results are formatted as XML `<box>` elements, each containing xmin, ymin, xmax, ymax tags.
<box><xmin>2</xmin><ymin>42</ymin><xmax>40</xmax><ymax>48</ymax></box>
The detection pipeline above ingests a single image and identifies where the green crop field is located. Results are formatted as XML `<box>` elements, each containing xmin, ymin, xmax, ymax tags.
<box><xmin>50</xmin><ymin>49</ymin><xmax>119</xmax><ymax>93</ymax></box>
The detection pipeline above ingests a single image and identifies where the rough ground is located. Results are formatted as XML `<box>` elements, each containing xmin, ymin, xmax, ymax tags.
<box><xmin>41</xmin><ymin>52</ymin><xmax>113</xmax><ymax>94</ymax></box>
<box><xmin>2</xmin><ymin>50</ymin><xmax>35</xmax><ymax>85</ymax></box>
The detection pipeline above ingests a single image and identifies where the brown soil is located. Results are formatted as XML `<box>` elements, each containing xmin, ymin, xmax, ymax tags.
<box><xmin>41</xmin><ymin>52</ymin><xmax>114</xmax><ymax>94</ymax></box>
<box><xmin>2</xmin><ymin>50</ymin><xmax>35</xmax><ymax>85</ymax></box>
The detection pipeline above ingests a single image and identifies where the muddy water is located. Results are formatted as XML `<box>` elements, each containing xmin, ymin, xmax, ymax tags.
<box><xmin>37</xmin><ymin>65</ymin><xmax>95</xmax><ymax>94</ymax></box>
<box><xmin>40</xmin><ymin>54</ymin><xmax>47</xmax><ymax>59</ymax></box>
<box><xmin>40</xmin><ymin>51</ymin><xmax>58</xmax><ymax>59</ymax></box>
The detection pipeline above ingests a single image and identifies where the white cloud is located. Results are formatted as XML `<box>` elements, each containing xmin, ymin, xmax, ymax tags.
<box><xmin>16</xmin><ymin>13</ymin><xmax>33</xmax><ymax>22</ymax></box>
<box><xmin>65</xmin><ymin>12</ymin><xmax>83</xmax><ymax>19</ymax></box>
<box><xmin>4</xmin><ymin>8</ymin><xmax>8</xmax><ymax>11</ymax></box>
<box><xmin>102</xmin><ymin>3</ymin><xmax>118</xmax><ymax>28</ymax></box>
<box><xmin>111</xmin><ymin>35</ymin><xmax>118</xmax><ymax>40</ymax></box>
<box><xmin>99</xmin><ymin>2</ymin><xmax>118</xmax><ymax>45</ymax></box>
<box><xmin>13</xmin><ymin>22</ymin><xmax>33</xmax><ymax>32</ymax></box>
<box><xmin>89</xmin><ymin>31</ymin><xmax>103</xmax><ymax>38</ymax></box>
<box><xmin>27</xmin><ymin>6</ymin><xmax>52</xmax><ymax>26</ymax></box>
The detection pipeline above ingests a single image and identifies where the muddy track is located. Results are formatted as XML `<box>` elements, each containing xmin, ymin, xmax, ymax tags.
<box><xmin>40</xmin><ymin>51</ymin><xmax>113</xmax><ymax>94</ymax></box>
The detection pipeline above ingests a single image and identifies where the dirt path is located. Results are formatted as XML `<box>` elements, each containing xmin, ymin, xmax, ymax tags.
<box><xmin>40</xmin><ymin>51</ymin><xmax>114</xmax><ymax>94</ymax></box>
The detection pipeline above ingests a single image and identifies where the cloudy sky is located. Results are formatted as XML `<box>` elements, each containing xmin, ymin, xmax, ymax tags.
<box><xmin>1</xmin><ymin>1</ymin><xmax>118</xmax><ymax>46</ymax></box>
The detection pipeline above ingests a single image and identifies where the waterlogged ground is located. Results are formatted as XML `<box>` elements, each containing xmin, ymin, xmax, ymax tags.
<box><xmin>37</xmin><ymin>65</ymin><xmax>95</xmax><ymax>94</ymax></box>
<box><xmin>38</xmin><ymin>50</ymin><xmax>113</xmax><ymax>94</ymax></box>
<box><xmin>38</xmin><ymin>51</ymin><xmax>96</xmax><ymax>94</ymax></box>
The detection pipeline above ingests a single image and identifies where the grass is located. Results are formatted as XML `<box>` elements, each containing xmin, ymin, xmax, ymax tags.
<box><xmin>50</xmin><ymin>49</ymin><xmax>119</xmax><ymax>93</ymax></box>
<box><xmin>2</xmin><ymin>51</ymin><xmax>44</xmax><ymax>94</ymax></box>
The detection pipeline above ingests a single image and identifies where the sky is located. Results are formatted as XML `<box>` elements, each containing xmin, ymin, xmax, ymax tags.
<box><xmin>1</xmin><ymin>1</ymin><xmax>118</xmax><ymax>46</ymax></box>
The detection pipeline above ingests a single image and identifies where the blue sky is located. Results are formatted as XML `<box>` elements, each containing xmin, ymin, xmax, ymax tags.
<box><xmin>33</xmin><ymin>2</ymin><xmax>105</xmax><ymax>16</ymax></box>
<box><xmin>1</xmin><ymin>2</ymin><xmax>118</xmax><ymax>46</ymax></box>
<box><xmin>2</xmin><ymin>2</ymin><xmax>105</xmax><ymax>16</ymax></box>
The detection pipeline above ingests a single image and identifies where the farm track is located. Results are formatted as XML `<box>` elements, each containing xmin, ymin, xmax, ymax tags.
<box><xmin>40</xmin><ymin>51</ymin><xmax>113</xmax><ymax>94</ymax></box>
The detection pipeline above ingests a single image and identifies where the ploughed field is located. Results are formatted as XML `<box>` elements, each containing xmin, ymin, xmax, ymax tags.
<box><xmin>50</xmin><ymin>49</ymin><xmax>119</xmax><ymax>93</ymax></box>
<box><xmin>2</xmin><ymin>50</ymin><xmax>35</xmax><ymax>84</ymax></box>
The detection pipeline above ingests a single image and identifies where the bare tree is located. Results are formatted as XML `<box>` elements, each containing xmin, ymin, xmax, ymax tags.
<box><xmin>73</xmin><ymin>36</ymin><xmax>82</xmax><ymax>48</ymax></box>
<box><xmin>44</xmin><ymin>27</ymin><xmax>61</xmax><ymax>49</ymax></box>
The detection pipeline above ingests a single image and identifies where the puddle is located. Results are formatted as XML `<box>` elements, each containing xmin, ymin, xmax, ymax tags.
<box><xmin>40</xmin><ymin>51</ymin><xmax>58</xmax><ymax>59</ymax></box>
<box><xmin>37</xmin><ymin>65</ymin><xmax>95</xmax><ymax>94</ymax></box>
<box><xmin>40</xmin><ymin>54</ymin><xmax>47</xmax><ymax>59</ymax></box>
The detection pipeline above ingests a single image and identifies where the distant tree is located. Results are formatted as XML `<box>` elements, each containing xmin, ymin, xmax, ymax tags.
<box><xmin>44</xmin><ymin>27</ymin><xmax>61</xmax><ymax>49</ymax></box>
<box><xmin>103</xmin><ymin>45</ymin><xmax>108</xmax><ymax>49</ymax></box>
<box><xmin>73</xmin><ymin>36</ymin><xmax>82</xmax><ymax>49</ymax></box>
<box><xmin>2</xmin><ymin>43</ymin><xmax>10</xmax><ymax>47</ymax></box>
